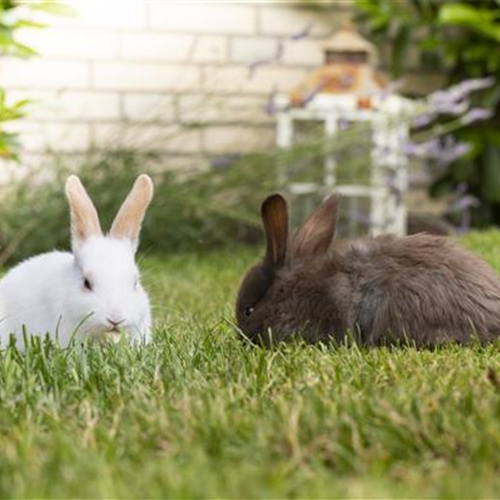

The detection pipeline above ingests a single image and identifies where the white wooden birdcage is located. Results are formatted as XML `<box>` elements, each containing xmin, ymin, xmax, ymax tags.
<box><xmin>275</xmin><ymin>27</ymin><xmax>413</xmax><ymax>237</ymax></box>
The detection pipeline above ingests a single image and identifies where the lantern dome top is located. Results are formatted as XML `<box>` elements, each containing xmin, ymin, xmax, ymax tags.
<box><xmin>322</xmin><ymin>27</ymin><xmax>375</xmax><ymax>57</ymax></box>
<box><xmin>288</xmin><ymin>25</ymin><xmax>388</xmax><ymax>108</ymax></box>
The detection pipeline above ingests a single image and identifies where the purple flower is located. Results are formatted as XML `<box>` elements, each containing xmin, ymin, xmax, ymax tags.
<box><xmin>402</xmin><ymin>138</ymin><xmax>471</xmax><ymax>167</ymax></box>
<box><xmin>248</xmin><ymin>39</ymin><xmax>284</xmax><ymax>77</ymax></box>
<box><xmin>437</xmin><ymin>136</ymin><xmax>472</xmax><ymax>164</ymax></box>
<box><xmin>457</xmin><ymin>211</ymin><xmax>472</xmax><ymax>235</ymax></box>
<box><xmin>429</xmin><ymin>77</ymin><xmax>495</xmax><ymax>109</ymax></box>
<box><xmin>455</xmin><ymin>181</ymin><xmax>468</xmax><ymax>197</ymax></box>
<box><xmin>454</xmin><ymin>194</ymin><xmax>480</xmax><ymax>211</ymax></box>
<box><xmin>249</xmin><ymin>21</ymin><xmax>314</xmax><ymax>76</ymax></box>
<box><xmin>385</xmin><ymin>169</ymin><xmax>405</xmax><ymax>206</ymax></box>
<box><xmin>338</xmin><ymin>118</ymin><xmax>351</xmax><ymax>131</ymax></box>
<box><xmin>447</xmin><ymin>77</ymin><xmax>495</xmax><ymax>101</ymax></box>
<box><xmin>297</xmin><ymin>77</ymin><xmax>330</xmax><ymax>107</ymax></box>
<box><xmin>402</xmin><ymin>139</ymin><xmax>441</xmax><ymax>158</ymax></box>
<box><xmin>378</xmin><ymin>79</ymin><xmax>404</xmax><ymax>100</ymax></box>
<box><xmin>412</xmin><ymin>113</ymin><xmax>435</xmax><ymax>129</ymax></box>
<box><xmin>460</xmin><ymin>108</ymin><xmax>494</xmax><ymax>125</ymax></box>
<box><xmin>210</xmin><ymin>154</ymin><xmax>241</xmax><ymax>170</ymax></box>
<box><xmin>290</xmin><ymin>21</ymin><xmax>314</xmax><ymax>41</ymax></box>
<box><xmin>349</xmin><ymin>208</ymin><xmax>372</xmax><ymax>226</ymax></box>
<box><xmin>432</xmin><ymin>99</ymin><xmax>470</xmax><ymax>116</ymax></box>
<box><xmin>414</xmin><ymin>77</ymin><xmax>496</xmax><ymax>127</ymax></box>
<box><xmin>276</xmin><ymin>40</ymin><xmax>284</xmax><ymax>60</ymax></box>
<box><xmin>447</xmin><ymin>183</ymin><xmax>480</xmax><ymax>234</ymax></box>
<box><xmin>338</xmin><ymin>73</ymin><xmax>355</xmax><ymax>88</ymax></box>
<box><xmin>265</xmin><ymin>86</ymin><xmax>278</xmax><ymax>116</ymax></box>
<box><xmin>442</xmin><ymin>142</ymin><xmax>471</xmax><ymax>163</ymax></box>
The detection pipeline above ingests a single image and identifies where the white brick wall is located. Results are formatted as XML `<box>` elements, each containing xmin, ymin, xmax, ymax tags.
<box><xmin>92</xmin><ymin>123</ymin><xmax>202</xmax><ymax>154</ymax></box>
<box><xmin>119</xmin><ymin>33</ymin><xmax>195</xmax><ymax>62</ymax></box>
<box><xmin>92</xmin><ymin>62</ymin><xmax>201</xmax><ymax>91</ymax></box>
<box><xmin>191</xmin><ymin>36</ymin><xmax>227</xmax><ymax>63</ymax></box>
<box><xmin>203</xmin><ymin>126</ymin><xmax>275</xmax><ymax>154</ymax></box>
<box><xmin>0</xmin><ymin>59</ymin><xmax>89</xmax><ymax>89</ymax></box>
<box><xmin>178</xmin><ymin>94</ymin><xmax>272</xmax><ymax>124</ymax></box>
<box><xmin>147</xmin><ymin>4</ymin><xmax>257</xmax><ymax>35</ymax></box>
<box><xmin>0</xmin><ymin>1</ymin><xmax>354</xmax><ymax>167</ymax></box>
<box><xmin>258</xmin><ymin>6</ymin><xmax>350</xmax><ymax>36</ymax></box>
<box><xmin>230</xmin><ymin>37</ymin><xmax>279</xmax><ymax>64</ymax></box>
<box><xmin>122</xmin><ymin>93</ymin><xmax>176</xmax><ymax>122</ymax></box>
<box><xmin>17</xmin><ymin>28</ymin><xmax>119</xmax><ymax>59</ymax></box>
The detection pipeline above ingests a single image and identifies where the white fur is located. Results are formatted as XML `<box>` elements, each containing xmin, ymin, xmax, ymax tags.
<box><xmin>0</xmin><ymin>236</ymin><xmax>152</xmax><ymax>349</ymax></box>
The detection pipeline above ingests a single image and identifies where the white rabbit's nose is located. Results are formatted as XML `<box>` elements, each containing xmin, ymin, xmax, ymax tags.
<box><xmin>107</xmin><ymin>317</ymin><xmax>125</xmax><ymax>328</ymax></box>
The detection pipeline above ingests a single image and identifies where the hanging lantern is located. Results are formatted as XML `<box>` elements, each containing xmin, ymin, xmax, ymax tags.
<box><xmin>275</xmin><ymin>26</ymin><xmax>413</xmax><ymax>237</ymax></box>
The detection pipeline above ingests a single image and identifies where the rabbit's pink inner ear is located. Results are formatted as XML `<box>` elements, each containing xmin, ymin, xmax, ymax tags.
<box><xmin>262</xmin><ymin>194</ymin><xmax>289</xmax><ymax>269</ymax></box>
<box><xmin>110</xmin><ymin>174</ymin><xmax>154</xmax><ymax>243</ymax></box>
<box><xmin>292</xmin><ymin>194</ymin><xmax>340</xmax><ymax>262</ymax></box>
<box><xmin>65</xmin><ymin>175</ymin><xmax>103</xmax><ymax>244</ymax></box>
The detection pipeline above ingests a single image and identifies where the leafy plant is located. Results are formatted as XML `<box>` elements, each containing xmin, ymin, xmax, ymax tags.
<box><xmin>0</xmin><ymin>123</ymin><xmax>377</xmax><ymax>265</ymax></box>
<box><xmin>356</xmin><ymin>0</ymin><xmax>500</xmax><ymax>227</ymax></box>
<box><xmin>0</xmin><ymin>0</ymin><xmax>71</xmax><ymax>160</ymax></box>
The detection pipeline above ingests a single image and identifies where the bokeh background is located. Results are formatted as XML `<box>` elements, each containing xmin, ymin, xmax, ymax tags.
<box><xmin>0</xmin><ymin>0</ymin><xmax>498</xmax><ymax>263</ymax></box>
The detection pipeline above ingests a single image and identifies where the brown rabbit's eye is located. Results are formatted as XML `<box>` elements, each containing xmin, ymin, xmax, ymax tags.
<box><xmin>244</xmin><ymin>305</ymin><xmax>255</xmax><ymax>317</ymax></box>
<box><xmin>83</xmin><ymin>278</ymin><xmax>93</xmax><ymax>291</ymax></box>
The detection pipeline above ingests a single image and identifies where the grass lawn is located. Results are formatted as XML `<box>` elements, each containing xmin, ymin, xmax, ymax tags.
<box><xmin>2</xmin><ymin>232</ymin><xmax>500</xmax><ymax>498</ymax></box>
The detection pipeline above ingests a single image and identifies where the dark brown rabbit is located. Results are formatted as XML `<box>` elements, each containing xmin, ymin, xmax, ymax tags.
<box><xmin>236</xmin><ymin>194</ymin><xmax>500</xmax><ymax>346</ymax></box>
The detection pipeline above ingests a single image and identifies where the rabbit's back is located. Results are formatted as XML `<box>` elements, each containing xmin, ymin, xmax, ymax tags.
<box><xmin>0</xmin><ymin>251</ymin><xmax>74</xmax><ymax>347</ymax></box>
<box><xmin>333</xmin><ymin>233</ymin><xmax>500</xmax><ymax>345</ymax></box>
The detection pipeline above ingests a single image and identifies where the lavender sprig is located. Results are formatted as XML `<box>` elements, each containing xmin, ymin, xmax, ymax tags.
<box><xmin>290</xmin><ymin>21</ymin><xmax>314</xmax><ymax>41</ymax></box>
<box><xmin>413</xmin><ymin>77</ymin><xmax>495</xmax><ymax>129</ymax></box>
<box><xmin>460</xmin><ymin>108</ymin><xmax>494</xmax><ymax>125</ymax></box>
<box><xmin>248</xmin><ymin>40</ymin><xmax>284</xmax><ymax>77</ymax></box>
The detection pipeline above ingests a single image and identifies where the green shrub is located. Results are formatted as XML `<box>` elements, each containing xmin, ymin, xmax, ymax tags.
<box><xmin>0</xmin><ymin>123</ymin><xmax>374</xmax><ymax>265</ymax></box>
<box><xmin>0</xmin><ymin>1</ymin><xmax>71</xmax><ymax>160</ymax></box>
<box><xmin>356</xmin><ymin>0</ymin><xmax>500</xmax><ymax>227</ymax></box>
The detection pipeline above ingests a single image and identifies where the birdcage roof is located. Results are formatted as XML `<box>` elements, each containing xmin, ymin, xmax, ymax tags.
<box><xmin>322</xmin><ymin>27</ymin><xmax>375</xmax><ymax>55</ymax></box>
<box><xmin>289</xmin><ymin>64</ymin><xmax>388</xmax><ymax>107</ymax></box>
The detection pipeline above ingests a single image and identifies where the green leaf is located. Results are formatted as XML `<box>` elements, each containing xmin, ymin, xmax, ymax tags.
<box><xmin>31</xmin><ymin>2</ymin><xmax>77</xmax><ymax>17</ymax></box>
<box><xmin>480</xmin><ymin>144</ymin><xmax>500</xmax><ymax>202</ymax></box>
<box><xmin>439</xmin><ymin>3</ymin><xmax>500</xmax><ymax>43</ymax></box>
<box><xmin>11</xmin><ymin>20</ymin><xmax>47</xmax><ymax>30</ymax></box>
<box><xmin>10</xmin><ymin>99</ymin><xmax>31</xmax><ymax>111</ymax></box>
<box><xmin>392</xmin><ymin>23</ymin><xmax>411</xmax><ymax>77</ymax></box>
<box><xmin>439</xmin><ymin>3</ymin><xmax>496</xmax><ymax>25</ymax></box>
<box><xmin>9</xmin><ymin>41</ymin><xmax>38</xmax><ymax>58</ymax></box>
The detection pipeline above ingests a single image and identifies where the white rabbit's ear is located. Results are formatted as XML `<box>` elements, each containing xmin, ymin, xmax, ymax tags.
<box><xmin>65</xmin><ymin>175</ymin><xmax>103</xmax><ymax>249</ymax></box>
<box><xmin>109</xmin><ymin>174</ymin><xmax>154</xmax><ymax>247</ymax></box>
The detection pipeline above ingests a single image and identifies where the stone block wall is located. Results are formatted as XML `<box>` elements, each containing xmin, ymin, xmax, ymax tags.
<box><xmin>1</xmin><ymin>1</ymin><xmax>439</xmax><ymax>171</ymax></box>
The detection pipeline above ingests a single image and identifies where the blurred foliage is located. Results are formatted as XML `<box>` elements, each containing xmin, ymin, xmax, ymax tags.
<box><xmin>0</xmin><ymin>123</ymin><xmax>374</xmax><ymax>264</ymax></box>
<box><xmin>0</xmin><ymin>150</ymin><xmax>270</xmax><ymax>263</ymax></box>
<box><xmin>0</xmin><ymin>0</ymin><xmax>71</xmax><ymax>160</ymax></box>
<box><xmin>356</xmin><ymin>0</ymin><xmax>500</xmax><ymax>227</ymax></box>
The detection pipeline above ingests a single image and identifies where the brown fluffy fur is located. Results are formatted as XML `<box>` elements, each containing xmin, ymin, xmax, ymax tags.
<box><xmin>236</xmin><ymin>194</ymin><xmax>500</xmax><ymax>347</ymax></box>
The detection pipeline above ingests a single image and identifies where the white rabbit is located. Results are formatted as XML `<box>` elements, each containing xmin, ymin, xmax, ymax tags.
<box><xmin>0</xmin><ymin>174</ymin><xmax>154</xmax><ymax>349</ymax></box>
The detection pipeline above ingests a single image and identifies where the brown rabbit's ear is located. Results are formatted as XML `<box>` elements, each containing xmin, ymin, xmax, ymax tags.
<box><xmin>65</xmin><ymin>175</ymin><xmax>103</xmax><ymax>249</ymax></box>
<box><xmin>110</xmin><ymin>174</ymin><xmax>154</xmax><ymax>247</ymax></box>
<box><xmin>292</xmin><ymin>194</ymin><xmax>340</xmax><ymax>262</ymax></box>
<box><xmin>262</xmin><ymin>194</ymin><xmax>289</xmax><ymax>269</ymax></box>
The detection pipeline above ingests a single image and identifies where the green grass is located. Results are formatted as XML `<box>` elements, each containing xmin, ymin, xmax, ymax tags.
<box><xmin>3</xmin><ymin>233</ymin><xmax>500</xmax><ymax>498</ymax></box>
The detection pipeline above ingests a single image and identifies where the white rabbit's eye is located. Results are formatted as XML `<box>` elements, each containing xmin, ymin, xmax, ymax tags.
<box><xmin>83</xmin><ymin>278</ymin><xmax>93</xmax><ymax>291</ymax></box>
<box><xmin>244</xmin><ymin>305</ymin><xmax>254</xmax><ymax>317</ymax></box>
